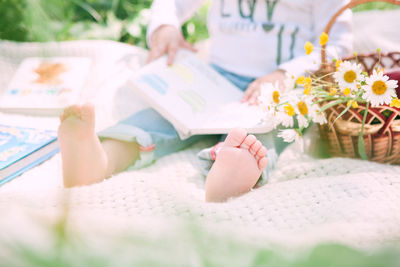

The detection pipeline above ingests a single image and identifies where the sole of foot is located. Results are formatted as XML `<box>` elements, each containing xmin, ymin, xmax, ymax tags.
<box><xmin>58</xmin><ymin>104</ymin><xmax>108</xmax><ymax>187</ymax></box>
<box><xmin>205</xmin><ymin>128</ymin><xmax>268</xmax><ymax>202</ymax></box>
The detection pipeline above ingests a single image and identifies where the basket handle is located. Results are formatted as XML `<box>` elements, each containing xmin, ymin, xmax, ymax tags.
<box><xmin>321</xmin><ymin>0</ymin><xmax>400</xmax><ymax>67</ymax></box>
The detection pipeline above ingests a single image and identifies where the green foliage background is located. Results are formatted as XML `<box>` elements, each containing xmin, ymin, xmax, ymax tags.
<box><xmin>0</xmin><ymin>0</ymin><xmax>397</xmax><ymax>48</ymax></box>
<box><xmin>0</xmin><ymin>0</ymin><xmax>209</xmax><ymax>48</ymax></box>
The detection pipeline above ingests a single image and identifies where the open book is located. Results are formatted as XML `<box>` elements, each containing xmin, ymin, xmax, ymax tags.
<box><xmin>0</xmin><ymin>57</ymin><xmax>91</xmax><ymax>115</ymax></box>
<box><xmin>128</xmin><ymin>50</ymin><xmax>273</xmax><ymax>138</ymax></box>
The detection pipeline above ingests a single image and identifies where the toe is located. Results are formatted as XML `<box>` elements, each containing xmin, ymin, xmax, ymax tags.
<box><xmin>258</xmin><ymin>157</ymin><xmax>268</xmax><ymax>170</ymax></box>
<box><xmin>250</xmin><ymin>140</ymin><xmax>262</xmax><ymax>156</ymax></box>
<box><xmin>223</xmin><ymin>128</ymin><xmax>247</xmax><ymax>147</ymax></box>
<box><xmin>240</xmin><ymin>134</ymin><xmax>256</xmax><ymax>150</ymax></box>
<box><xmin>257</xmin><ymin>146</ymin><xmax>267</xmax><ymax>158</ymax></box>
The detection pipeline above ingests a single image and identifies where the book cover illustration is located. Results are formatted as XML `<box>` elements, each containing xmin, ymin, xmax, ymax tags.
<box><xmin>0</xmin><ymin>125</ymin><xmax>57</xmax><ymax>173</ymax></box>
<box><xmin>0</xmin><ymin>57</ymin><xmax>91</xmax><ymax>110</ymax></box>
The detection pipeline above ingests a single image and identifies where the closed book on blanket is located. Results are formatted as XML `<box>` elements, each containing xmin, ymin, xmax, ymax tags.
<box><xmin>128</xmin><ymin>50</ymin><xmax>273</xmax><ymax>139</ymax></box>
<box><xmin>0</xmin><ymin>125</ymin><xmax>59</xmax><ymax>185</ymax></box>
<box><xmin>0</xmin><ymin>57</ymin><xmax>91</xmax><ymax>116</ymax></box>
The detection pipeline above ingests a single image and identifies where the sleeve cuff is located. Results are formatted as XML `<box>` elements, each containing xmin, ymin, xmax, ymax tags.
<box><xmin>278</xmin><ymin>54</ymin><xmax>320</xmax><ymax>78</ymax></box>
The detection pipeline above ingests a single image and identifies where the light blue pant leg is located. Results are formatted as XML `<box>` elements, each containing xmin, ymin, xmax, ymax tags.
<box><xmin>210</xmin><ymin>64</ymin><xmax>255</xmax><ymax>91</ymax></box>
<box><xmin>99</xmin><ymin>109</ymin><xmax>206</xmax><ymax>169</ymax></box>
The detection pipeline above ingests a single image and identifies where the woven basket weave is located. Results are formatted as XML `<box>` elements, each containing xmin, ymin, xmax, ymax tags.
<box><xmin>318</xmin><ymin>0</ymin><xmax>400</xmax><ymax>164</ymax></box>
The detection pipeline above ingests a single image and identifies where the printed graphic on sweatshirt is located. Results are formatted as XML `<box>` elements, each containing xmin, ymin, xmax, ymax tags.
<box><xmin>218</xmin><ymin>0</ymin><xmax>300</xmax><ymax>66</ymax></box>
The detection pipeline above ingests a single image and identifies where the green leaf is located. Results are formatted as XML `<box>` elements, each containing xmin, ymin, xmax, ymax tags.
<box><xmin>71</xmin><ymin>0</ymin><xmax>103</xmax><ymax>22</ymax></box>
<box><xmin>358</xmin><ymin>102</ymin><xmax>370</xmax><ymax>160</ymax></box>
<box><xmin>320</xmin><ymin>99</ymin><xmax>347</xmax><ymax>112</ymax></box>
<box><xmin>331</xmin><ymin>103</ymin><xmax>352</xmax><ymax>125</ymax></box>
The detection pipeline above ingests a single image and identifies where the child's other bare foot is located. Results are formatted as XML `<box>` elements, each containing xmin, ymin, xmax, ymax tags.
<box><xmin>58</xmin><ymin>104</ymin><xmax>108</xmax><ymax>187</ymax></box>
<box><xmin>205</xmin><ymin>128</ymin><xmax>268</xmax><ymax>202</ymax></box>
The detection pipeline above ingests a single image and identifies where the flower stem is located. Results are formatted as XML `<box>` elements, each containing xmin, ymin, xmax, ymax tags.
<box><xmin>358</xmin><ymin>102</ymin><xmax>370</xmax><ymax>160</ymax></box>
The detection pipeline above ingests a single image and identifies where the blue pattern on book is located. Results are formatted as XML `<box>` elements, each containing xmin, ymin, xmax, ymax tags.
<box><xmin>138</xmin><ymin>74</ymin><xmax>168</xmax><ymax>95</ymax></box>
<box><xmin>0</xmin><ymin>125</ymin><xmax>57</xmax><ymax>171</ymax></box>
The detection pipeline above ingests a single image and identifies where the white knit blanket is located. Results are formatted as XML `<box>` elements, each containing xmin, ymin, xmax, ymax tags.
<box><xmin>1</xmin><ymin>11</ymin><xmax>400</xmax><ymax>250</ymax></box>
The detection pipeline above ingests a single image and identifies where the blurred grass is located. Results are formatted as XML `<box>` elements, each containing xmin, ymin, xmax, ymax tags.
<box><xmin>0</xmin><ymin>0</ymin><xmax>398</xmax><ymax>47</ymax></box>
<box><xmin>2</xmin><ymin>218</ymin><xmax>400</xmax><ymax>267</ymax></box>
<box><xmin>353</xmin><ymin>2</ymin><xmax>400</xmax><ymax>12</ymax></box>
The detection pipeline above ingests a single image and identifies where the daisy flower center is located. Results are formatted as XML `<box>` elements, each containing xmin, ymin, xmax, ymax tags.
<box><xmin>297</xmin><ymin>101</ymin><xmax>308</xmax><ymax>115</ymax></box>
<box><xmin>284</xmin><ymin>104</ymin><xmax>295</xmax><ymax>116</ymax></box>
<box><xmin>272</xmin><ymin>91</ymin><xmax>280</xmax><ymax>104</ymax></box>
<box><xmin>372</xmin><ymin>80</ymin><xmax>387</xmax><ymax>95</ymax></box>
<box><xmin>343</xmin><ymin>70</ymin><xmax>357</xmax><ymax>83</ymax></box>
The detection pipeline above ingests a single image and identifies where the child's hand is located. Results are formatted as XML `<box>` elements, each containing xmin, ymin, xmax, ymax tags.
<box><xmin>147</xmin><ymin>25</ymin><xmax>197</xmax><ymax>65</ymax></box>
<box><xmin>242</xmin><ymin>70</ymin><xmax>286</xmax><ymax>105</ymax></box>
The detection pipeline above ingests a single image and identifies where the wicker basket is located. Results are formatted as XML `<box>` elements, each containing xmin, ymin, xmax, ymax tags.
<box><xmin>318</xmin><ymin>0</ymin><xmax>400</xmax><ymax>164</ymax></box>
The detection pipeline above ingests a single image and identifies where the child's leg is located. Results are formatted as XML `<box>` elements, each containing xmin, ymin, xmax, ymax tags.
<box><xmin>58</xmin><ymin>104</ymin><xmax>140</xmax><ymax>187</ymax></box>
<box><xmin>205</xmin><ymin>128</ymin><xmax>268</xmax><ymax>202</ymax></box>
<box><xmin>59</xmin><ymin>104</ymin><xmax>206</xmax><ymax>187</ymax></box>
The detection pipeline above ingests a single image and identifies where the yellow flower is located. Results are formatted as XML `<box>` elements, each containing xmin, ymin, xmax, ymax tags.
<box><xmin>335</xmin><ymin>60</ymin><xmax>342</xmax><ymax>71</ymax></box>
<box><xmin>329</xmin><ymin>88</ymin><xmax>337</xmax><ymax>96</ymax></box>
<box><xmin>304</xmin><ymin>84</ymin><xmax>311</xmax><ymax>95</ymax></box>
<box><xmin>272</xmin><ymin>90</ymin><xmax>280</xmax><ymax>104</ymax></box>
<box><xmin>319</xmin><ymin>32</ymin><xmax>329</xmax><ymax>46</ymax></box>
<box><xmin>343</xmin><ymin>88</ymin><xmax>351</xmax><ymax>96</ymax></box>
<box><xmin>346</xmin><ymin>100</ymin><xmax>358</xmax><ymax>108</ymax></box>
<box><xmin>284</xmin><ymin>104</ymin><xmax>296</xmax><ymax>116</ymax></box>
<box><xmin>296</xmin><ymin>76</ymin><xmax>306</xmax><ymax>85</ymax></box>
<box><xmin>297</xmin><ymin>101</ymin><xmax>308</xmax><ymax>115</ymax></box>
<box><xmin>390</xmin><ymin>98</ymin><xmax>400</xmax><ymax>108</ymax></box>
<box><xmin>305</xmin><ymin>77</ymin><xmax>312</xmax><ymax>86</ymax></box>
<box><xmin>304</xmin><ymin>41</ymin><xmax>313</xmax><ymax>55</ymax></box>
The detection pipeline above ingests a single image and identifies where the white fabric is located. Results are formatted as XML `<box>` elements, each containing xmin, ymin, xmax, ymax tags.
<box><xmin>147</xmin><ymin>0</ymin><xmax>353</xmax><ymax>77</ymax></box>
<box><xmin>352</xmin><ymin>10</ymin><xmax>400</xmax><ymax>54</ymax></box>
<box><xmin>1</xmin><ymin>10</ymin><xmax>400</xmax><ymax>248</ymax></box>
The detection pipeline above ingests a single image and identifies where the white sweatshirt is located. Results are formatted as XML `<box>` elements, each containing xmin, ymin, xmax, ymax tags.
<box><xmin>147</xmin><ymin>0</ymin><xmax>353</xmax><ymax>78</ymax></box>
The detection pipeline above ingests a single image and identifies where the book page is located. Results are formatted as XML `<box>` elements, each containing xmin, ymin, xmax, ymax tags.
<box><xmin>0</xmin><ymin>57</ymin><xmax>91</xmax><ymax>111</ymax></box>
<box><xmin>130</xmin><ymin>50</ymin><xmax>270</xmax><ymax>135</ymax></box>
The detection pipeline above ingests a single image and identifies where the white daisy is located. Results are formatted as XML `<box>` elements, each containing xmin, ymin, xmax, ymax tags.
<box><xmin>278</xmin><ymin>129</ymin><xmax>301</xmax><ymax>143</ymax></box>
<box><xmin>295</xmin><ymin>96</ymin><xmax>313</xmax><ymax>128</ymax></box>
<box><xmin>278</xmin><ymin>129</ymin><xmax>304</xmax><ymax>152</ymax></box>
<box><xmin>311</xmin><ymin>108</ymin><xmax>327</xmax><ymax>125</ymax></box>
<box><xmin>263</xmin><ymin>110</ymin><xmax>281</xmax><ymax>129</ymax></box>
<box><xmin>308</xmin><ymin>102</ymin><xmax>327</xmax><ymax>125</ymax></box>
<box><xmin>258</xmin><ymin>82</ymin><xmax>283</xmax><ymax>112</ymax></box>
<box><xmin>283</xmin><ymin>72</ymin><xmax>297</xmax><ymax>91</ymax></box>
<box><xmin>276</xmin><ymin>103</ymin><xmax>296</xmax><ymax>128</ymax></box>
<box><xmin>297</xmin><ymin>114</ymin><xmax>309</xmax><ymax>128</ymax></box>
<box><xmin>362</xmin><ymin>70</ymin><xmax>398</xmax><ymax>107</ymax></box>
<box><xmin>333</xmin><ymin>61</ymin><xmax>364</xmax><ymax>91</ymax></box>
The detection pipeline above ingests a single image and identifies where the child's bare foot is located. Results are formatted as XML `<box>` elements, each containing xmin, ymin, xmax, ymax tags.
<box><xmin>205</xmin><ymin>128</ymin><xmax>268</xmax><ymax>202</ymax></box>
<box><xmin>58</xmin><ymin>104</ymin><xmax>108</xmax><ymax>187</ymax></box>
